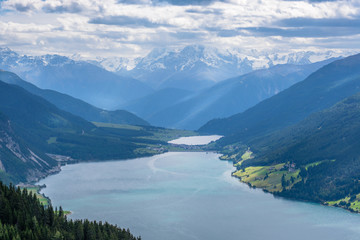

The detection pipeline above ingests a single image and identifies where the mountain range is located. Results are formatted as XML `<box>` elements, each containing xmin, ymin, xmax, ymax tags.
<box><xmin>0</xmin><ymin>47</ymin><xmax>152</xmax><ymax>110</ymax></box>
<box><xmin>1</xmin><ymin>45</ymin><xmax>360</xmax><ymax>214</ymax></box>
<box><xmin>239</xmin><ymin>91</ymin><xmax>360</xmax><ymax>209</ymax></box>
<box><xmin>200</xmin><ymin>53</ymin><xmax>360</xmax><ymax>211</ymax></box>
<box><xmin>0</xmin><ymin>77</ymin><xmax>170</xmax><ymax>184</ymax></box>
<box><xmin>95</xmin><ymin>45</ymin><xmax>348</xmax><ymax>92</ymax></box>
<box><xmin>269</xmin><ymin>93</ymin><xmax>360</xmax><ymax>204</ymax></box>
<box><xmin>0</xmin><ymin>70</ymin><xmax>149</xmax><ymax>126</ymax></box>
<box><xmin>0</xmin><ymin>46</ymin><xmax>350</xmax><ymax>119</ymax></box>
<box><xmin>200</xmin><ymin>53</ymin><xmax>360</xmax><ymax>143</ymax></box>
<box><xmin>0</xmin><ymin>79</ymin><xmax>91</xmax><ymax>183</ymax></box>
<box><xmin>124</xmin><ymin>58</ymin><xmax>337</xmax><ymax>129</ymax></box>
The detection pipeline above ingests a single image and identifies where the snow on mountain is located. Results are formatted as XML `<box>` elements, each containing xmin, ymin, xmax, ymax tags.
<box><xmin>1</xmin><ymin>45</ymin><xmax>354</xmax><ymax>95</ymax></box>
<box><xmin>0</xmin><ymin>47</ymin><xmax>74</xmax><ymax>68</ymax></box>
<box><xmin>0</xmin><ymin>47</ymin><xmax>153</xmax><ymax>109</ymax></box>
<box><xmin>91</xmin><ymin>45</ymin><xmax>353</xmax><ymax>91</ymax></box>
<box><xmin>124</xmin><ymin>45</ymin><xmax>254</xmax><ymax>90</ymax></box>
<box><xmin>88</xmin><ymin>57</ymin><xmax>141</xmax><ymax>74</ymax></box>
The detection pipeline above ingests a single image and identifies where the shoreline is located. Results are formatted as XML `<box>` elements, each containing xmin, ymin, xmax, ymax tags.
<box><xmin>229</xmin><ymin>161</ymin><xmax>360</xmax><ymax>215</ymax></box>
<box><xmin>27</xmin><ymin>149</ymin><xmax>359</xmax><ymax>216</ymax></box>
<box><xmin>28</xmin><ymin>133</ymin><xmax>217</xmax><ymax>187</ymax></box>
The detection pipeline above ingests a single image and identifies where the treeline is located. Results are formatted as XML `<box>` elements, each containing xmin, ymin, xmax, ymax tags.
<box><xmin>0</xmin><ymin>182</ymin><xmax>140</xmax><ymax>240</ymax></box>
<box><xmin>277</xmin><ymin>159</ymin><xmax>360</xmax><ymax>203</ymax></box>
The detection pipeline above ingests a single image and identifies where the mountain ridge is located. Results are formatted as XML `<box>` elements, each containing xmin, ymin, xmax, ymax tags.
<box><xmin>93</xmin><ymin>45</ymin><xmax>350</xmax><ymax>92</ymax></box>
<box><xmin>230</xmin><ymin>92</ymin><xmax>360</xmax><ymax>212</ymax></box>
<box><xmin>199</xmin><ymin>53</ymin><xmax>360</xmax><ymax>143</ymax></box>
<box><xmin>0</xmin><ymin>70</ymin><xmax>149</xmax><ymax>126</ymax></box>
<box><xmin>131</xmin><ymin>58</ymin><xmax>337</xmax><ymax>129</ymax></box>
<box><xmin>0</xmin><ymin>48</ymin><xmax>153</xmax><ymax>109</ymax></box>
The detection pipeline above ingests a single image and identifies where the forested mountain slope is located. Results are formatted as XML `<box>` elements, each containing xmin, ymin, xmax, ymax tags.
<box><xmin>200</xmin><ymin>53</ymin><xmax>360</xmax><ymax>145</ymax></box>
<box><xmin>0</xmin><ymin>112</ymin><xmax>57</xmax><ymax>184</ymax></box>
<box><xmin>0</xmin><ymin>182</ymin><xmax>140</xmax><ymax>240</ymax></box>
<box><xmin>0</xmin><ymin>80</ymin><xmax>172</xmax><ymax>183</ymax></box>
<box><xmin>229</xmin><ymin>93</ymin><xmax>360</xmax><ymax>212</ymax></box>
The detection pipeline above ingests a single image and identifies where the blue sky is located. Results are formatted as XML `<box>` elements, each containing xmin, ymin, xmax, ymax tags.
<box><xmin>0</xmin><ymin>0</ymin><xmax>359</xmax><ymax>58</ymax></box>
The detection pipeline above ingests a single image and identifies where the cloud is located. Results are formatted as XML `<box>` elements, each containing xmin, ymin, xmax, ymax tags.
<box><xmin>116</xmin><ymin>0</ymin><xmax>226</xmax><ymax>6</ymax></box>
<box><xmin>278</xmin><ymin>17</ymin><xmax>360</xmax><ymax>28</ymax></box>
<box><xmin>227</xmin><ymin>17</ymin><xmax>360</xmax><ymax>39</ymax></box>
<box><xmin>89</xmin><ymin>15</ymin><xmax>172</xmax><ymax>28</ymax></box>
<box><xmin>283</xmin><ymin>0</ymin><xmax>338</xmax><ymax>1</ymax></box>
<box><xmin>185</xmin><ymin>8</ymin><xmax>223</xmax><ymax>15</ymax></box>
<box><xmin>14</xmin><ymin>3</ymin><xmax>34</xmax><ymax>12</ymax></box>
<box><xmin>1</xmin><ymin>0</ymin><xmax>360</xmax><ymax>59</ymax></box>
<box><xmin>153</xmin><ymin>0</ymin><xmax>226</xmax><ymax>6</ymax></box>
<box><xmin>237</xmin><ymin>26</ymin><xmax>360</xmax><ymax>38</ymax></box>
<box><xmin>169</xmin><ymin>31</ymin><xmax>207</xmax><ymax>40</ymax></box>
<box><xmin>42</xmin><ymin>2</ymin><xmax>83</xmax><ymax>13</ymax></box>
<box><xmin>117</xmin><ymin>0</ymin><xmax>152</xmax><ymax>4</ymax></box>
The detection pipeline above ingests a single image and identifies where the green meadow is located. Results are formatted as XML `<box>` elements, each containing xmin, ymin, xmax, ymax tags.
<box><xmin>22</xmin><ymin>186</ymin><xmax>49</xmax><ymax>206</ymax></box>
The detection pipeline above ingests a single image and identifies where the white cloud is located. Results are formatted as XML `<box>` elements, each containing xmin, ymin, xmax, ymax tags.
<box><xmin>1</xmin><ymin>0</ymin><xmax>359</xmax><ymax>58</ymax></box>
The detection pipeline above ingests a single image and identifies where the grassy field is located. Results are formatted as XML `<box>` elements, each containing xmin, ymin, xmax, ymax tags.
<box><xmin>47</xmin><ymin>136</ymin><xmax>57</xmax><ymax>144</ymax></box>
<box><xmin>231</xmin><ymin>157</ymin><xmax>335</xmax><ymax>193</ymax></box>
<box><xmin>232</xmin><ymin>163</ymin><xmax>301</xmax><ymax>192</ymax></box>
<box><xmin>23</xmin><ymin>186</ymin><xmax>74</xmax><ymax>214</ymax></box>
<box><xmin>305</xmin><ymin>159</ymin><xmax>336</xmax><ymax>170</ymax></box>
<box><xmin>92</xmin><ymin>122</ymin><xmax>143</xmax><ymax>130</ymax></box>
<box><xmin>22</xmin><ymin>186</ymin><xmax>50</xmax><ymax>206</ymax></box>
<box><xmin>326</xmin><ymin>193</ymin><xmax>360</xmax><ymax>213</ymax></box>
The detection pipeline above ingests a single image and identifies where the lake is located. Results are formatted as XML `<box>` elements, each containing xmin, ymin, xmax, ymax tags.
<box><xmin>168</xmin><ymin>135</ymin><xmax>222</xmax><ymax>145</ymax></box>
<box><xmin>38</xmin><ymin>137</ymin><xmax>360</xmax><ymax>240</ymax></box>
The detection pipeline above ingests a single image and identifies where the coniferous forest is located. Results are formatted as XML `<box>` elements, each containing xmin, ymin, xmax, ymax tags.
<box><xmin>0</xmin><ymin>182</ymin><xmax>140</xmax><ymax>240</ymax></box>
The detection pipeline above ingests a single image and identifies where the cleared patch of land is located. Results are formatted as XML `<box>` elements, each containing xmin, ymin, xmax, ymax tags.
<box><xmin>233</xmin><ymin>163</ymin><xmax>300</xmax><ymax>192</ymax></box>
<box><xmin>326</xmin><ymin>194</ymin><xmax>360</xmax><ymax>213</ymax></box>
<box><xmin>232</xmin><ymin>158</ymin><xmax>335</xmax><ymax>193</ymax></box>
<box><xmin>22</xmin><ymin>186</ymin><xmax>49</xmax><ymax>206</ymax></box>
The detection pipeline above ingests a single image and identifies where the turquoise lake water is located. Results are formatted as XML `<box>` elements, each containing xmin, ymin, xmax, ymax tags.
<box><xmin>168</xmin><ymin>135</ymin><xmax>223</xmax><ymax>145</ymax></box>
<box><xmin>38</xmin><ymin>138</ymin><xmax>360</xmax><ymax>240</ymax></box>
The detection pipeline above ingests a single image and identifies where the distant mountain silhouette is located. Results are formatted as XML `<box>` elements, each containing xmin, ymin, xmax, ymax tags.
<box><xmin>132</xmin><ymin>59</ymin><xmax>335</xmax><ymax>129</ymax></box>
<box><xmin>0</xmin><ymin>71</ymin><xmax>149</xmax><ymax>126</ymax></box>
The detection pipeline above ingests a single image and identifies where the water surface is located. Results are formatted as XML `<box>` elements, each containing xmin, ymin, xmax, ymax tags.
<box><xmin>38</xmin><ymin>138</ymin><xmax>360</xmax><ymax>240</ymax></box>
<box><xmin>168</xmin><ymin>135</ymin><xmax>222</xmax><ymax>145</ymax></box>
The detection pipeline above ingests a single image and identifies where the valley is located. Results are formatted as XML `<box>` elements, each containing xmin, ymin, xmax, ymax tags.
<box><xmin>3</xmin><ymin>1</ymin><xmax>360</xmax><ymax>239</ymax></box>
<box><xmin>202</xmin><ymin>55</ymin><xmax>360</xmax><ymax>214</ymax></box>
<box><xmin>2</xmin><ymin>50</ymin><xmax>360</xmax><ymax>231</ymax></box>
<box><xmin>36</xmin><ymin>137</ymin><xmax>360</xmax><ymax>240</ymax></box>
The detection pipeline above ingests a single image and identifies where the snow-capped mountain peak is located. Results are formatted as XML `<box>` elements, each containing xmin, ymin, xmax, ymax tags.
<box><xmin>89</xmin><ymin>45</ymin><xmax>353</xmax><ymax>91</ymax></box>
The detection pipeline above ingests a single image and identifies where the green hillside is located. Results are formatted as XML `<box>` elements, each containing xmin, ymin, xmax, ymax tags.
<box><xmin>199</xmin><ymin>53</ymin><xmax>360</xmax><ymax>145</ymax></box>
<box><xmin>0</xmin><ymin>112</ymin><xmax>57</xmax><ymax>184</ymax></box>
<box><xmin>0</xmin><ymin>80</ymin><xmax>194</xmax><ymax>184</ymax></box>
<box><xmin>229</xmin><ymin>92</ymin><xmax>360</xmax><ymax>212</ymax></box>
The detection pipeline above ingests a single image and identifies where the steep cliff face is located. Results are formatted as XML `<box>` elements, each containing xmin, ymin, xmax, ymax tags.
<box><xmin>0</xmin><ymin>113</ymin><xmax>58</xmax><ymax>183</ymax></box>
